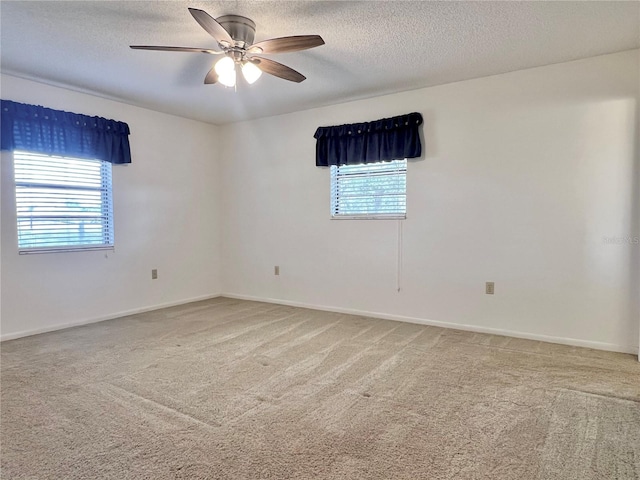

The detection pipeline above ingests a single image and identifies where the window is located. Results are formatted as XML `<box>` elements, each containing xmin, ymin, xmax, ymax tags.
<box><xmin>330</xmin><ymin>159</ymin><xmax>407</xmax><ymax>219</ymax></box>
<box><xmin>13</xmin><ymin>151</ymin><xmax>114</xmax><ymax>253</ymax></box>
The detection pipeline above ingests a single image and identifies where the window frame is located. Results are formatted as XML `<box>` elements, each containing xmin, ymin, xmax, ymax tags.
<box><xmin>330</xmin><ymin>159</ymin><xmax>407</xmax><ymax>220</ymax></box>
<box><xmin>12</xmin><ymin>150</ymin><xmax>115</xmax><ymax>255</ymax></box>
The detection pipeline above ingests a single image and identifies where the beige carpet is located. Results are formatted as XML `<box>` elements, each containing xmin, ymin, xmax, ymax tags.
<box><xmin>1</xmin><ymin>298</ymin><xmax>639</xmax><ymax>479</ymax></box>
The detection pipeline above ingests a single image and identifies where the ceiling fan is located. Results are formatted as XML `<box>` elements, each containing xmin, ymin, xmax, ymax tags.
<box><xmin>130</xmin><ymin>8</ymin><xmax>324</xmax><ymax>87</ymax></box>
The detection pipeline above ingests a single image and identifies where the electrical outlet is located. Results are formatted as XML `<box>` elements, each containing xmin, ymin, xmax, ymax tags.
<box><xmin>152</xmin><ymin>269</ymin><xmax>158</xmax><ymax>280</ymax></box>
<box><xmin>485</xmin><ymin>282</ymin><xmax>494</xmax><ymax>295</ymax></box>
<box><xmin>274</xmin><ymin>266</ymin><xmax>280</xmax><ymax>276</ymax></box>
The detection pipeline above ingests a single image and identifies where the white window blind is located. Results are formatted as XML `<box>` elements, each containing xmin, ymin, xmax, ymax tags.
<box><xmin>330</xmin><ymin>159</ymin><xmax>407</xmax><ymax>219</ymax></box>
<box><xmin>13</xmin><ymin>151</ymin><xmax>114</xmax><ymax>253</ymax></box>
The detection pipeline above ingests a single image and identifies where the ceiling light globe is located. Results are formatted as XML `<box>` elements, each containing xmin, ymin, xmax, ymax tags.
<box><xmin>218</xmin><ymin>71</ymin><xmax>236</xmax><ymax>88</ymax></box>
<box><xmin>242</xmin><ymin>62</ymin><xmax>262</xmax><ymax>84</ymax></box>
<box><xmin>214</xmin><ymin>56</ymin><xmax>235</xmax><ymax>76</ymax></box>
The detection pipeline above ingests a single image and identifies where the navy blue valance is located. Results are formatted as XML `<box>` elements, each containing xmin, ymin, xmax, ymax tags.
<box><xmin>314</xmin><ymin>112</ymin><xmax>423</xmax><ymax>167</ymax></box>
<box><xmin>1</xmin><ymin>99</ymin><xmax>131</xmax><ymax>164</ymax></box>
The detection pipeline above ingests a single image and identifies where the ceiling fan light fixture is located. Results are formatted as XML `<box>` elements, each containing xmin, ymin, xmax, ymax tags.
<box><xmin>131</xmin><ymin>8</ymin><xmax>324</xmax><ymax>87</ymax></box>
<box><xmin>214</xmin><ymin>56</ymin><xmax>236</xmax><ymax>87</ymax></box>
<box><xmin>242</xmin><ymin>61</ymin><xmax>262</xmax><ymax>84</ymax></box>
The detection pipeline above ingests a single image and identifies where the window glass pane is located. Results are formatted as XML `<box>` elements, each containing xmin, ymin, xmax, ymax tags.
<box><xmin>13</xmin><ymin>151</ymin><xmax>114</xmax><ymax>253</ymax></box>
<box><xmin>331</xmin><ymin>159</ymin><xmax>407</xmax><ymax>218</ymax></box>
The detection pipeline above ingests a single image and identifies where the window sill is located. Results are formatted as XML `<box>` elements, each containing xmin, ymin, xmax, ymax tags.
<box><xmin>331</xmin><ymin>215</ymin><xmax>406</xmax><ymax>220</ymax></box>
<box><xmin>18</xmin><ymin>245</ymin><xmax>114</xmax><ymax>255</ymax></box>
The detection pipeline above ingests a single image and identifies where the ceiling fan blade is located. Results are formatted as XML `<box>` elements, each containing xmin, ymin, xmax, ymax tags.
<box><xmin>130</xmin><ymin>45</ymin><xmax>222</xmax><ymax>54</ymax></box>
<box><xmin>251</xmin><ymin>57</ymin><xmax>306</xmax><ymax>83</ymax></box>
<box><xmin>188</xmin><ymin>8</ymin><xmax>234</xmax><ymax>47</ymax></box>
<box><xmin>248</xmin><ymin>35</ymin><xmax>324</xmax><ymax>54</ymax></box>
<box><xmin>204</xmin><ymin>67</ymin><xmax>218</xmax><ymax>85</ymax></box>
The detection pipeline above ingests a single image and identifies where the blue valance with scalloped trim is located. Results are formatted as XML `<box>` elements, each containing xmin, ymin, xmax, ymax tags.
<box><xmin>1</xmin><ymin>99</ymin><xmax>131</xmax><ymax>164</ymax></box>
<box><xmin>313</xmin><ymin>112</ymin><xmax>423</xmax><ymax>167</ymax></box>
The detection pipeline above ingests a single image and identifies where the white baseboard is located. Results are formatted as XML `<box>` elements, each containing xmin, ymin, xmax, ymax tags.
<box><xmin>222</xmin><ymin>293</ymin><xmax>640</xmax><ymax>356</ymax></box>
<box><xmin>0</xmin><ymin>293</ymin><xmax>222</xmax><ymax>342</ymax></box>
<box><xmin>4</xmin><ymin>291</ymin><xmax>637</xmax><ymax>357</ymax></box>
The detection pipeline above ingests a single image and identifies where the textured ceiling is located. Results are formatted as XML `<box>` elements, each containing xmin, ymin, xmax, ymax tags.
<box><xmin>1</xmin><ymin>1</ymin><xmax>639</xmax><ymax>125</ymax></box>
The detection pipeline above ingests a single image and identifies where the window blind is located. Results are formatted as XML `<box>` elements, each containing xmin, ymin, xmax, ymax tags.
<box><xmin>14</xmin><ymin>151</ymin><xmax>114</xmax><ymax>253</ymax></box>
<box><xmin>330</xmin><ymin>159</ymin><xmax>407</xmax><ymax>219</ymax></box>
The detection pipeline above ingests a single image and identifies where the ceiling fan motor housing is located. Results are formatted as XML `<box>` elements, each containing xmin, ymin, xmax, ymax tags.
<box><xmin>216</xmin><ymin>15</ymin><xmax>256</xmax><ymax>47</ymax></box>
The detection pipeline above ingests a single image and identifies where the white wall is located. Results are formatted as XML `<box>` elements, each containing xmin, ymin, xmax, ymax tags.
<box><xmin>219</xmin><ymin>50</ymin><xmax>640</xmax><ymax>354</ymax></box>
<box><xmin>2</xmin><ymin>51</ymin><xmax>638</xmax><ymax>353</ymax></box>
<box><xmin>0</xmin><ymin>75</ymin><xmax>222</xmax><ymax>339</ymax></box>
